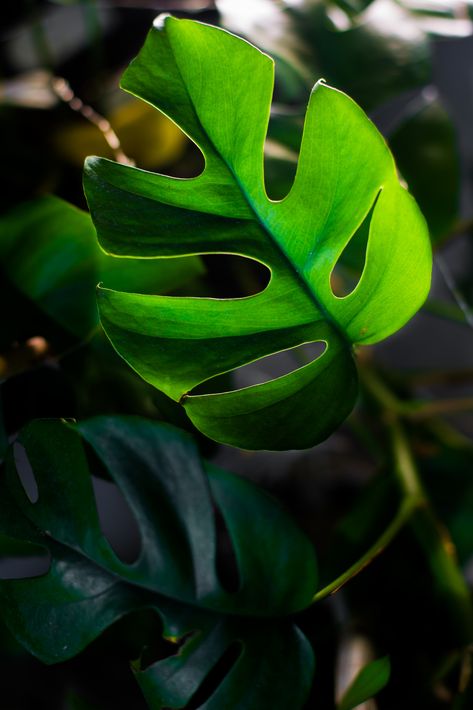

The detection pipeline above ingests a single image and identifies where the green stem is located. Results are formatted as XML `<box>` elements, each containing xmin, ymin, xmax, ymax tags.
<box><xmin>424</xmin><ymin>298</ymin><xmax>469</xmax><ymax>326</ymax></box>
<box><xmin>312</xmin><ymin>495</ymin><xmax>421</xmax><ymax>602</ymax></box>
<box><xmin>313</xmin><ymin>367</ymin><xmax>473</xmax><ymax>644</ymax></box>
<box><xmin>398</xmin><ymin>434</ymin><xmax>473</xmax><ymax>640</ymax></box>
<box><xmin>360</xmin><ymin>367</ymin><xmax>473</xmax><ymax>420</ymax></box>
<box><xmin>370</xmin><ymin>369</ymin><xmax>473</xmax><ymax>642</ymax></box>
<box><xmin>389</xmin><ymin>417</ymin><xmax>425</xmax><ymax>500</ymax></box>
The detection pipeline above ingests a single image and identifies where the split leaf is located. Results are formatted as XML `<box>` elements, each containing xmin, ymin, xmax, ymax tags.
<box><xmin>0</xmin><ymin>417</ymin><xmax>317</xmax><ymax>708</ymax></box>
<box><xmin>84</xmin><ymin>15</ymin><xmax>431</xmax><ymax>450</ymax></box>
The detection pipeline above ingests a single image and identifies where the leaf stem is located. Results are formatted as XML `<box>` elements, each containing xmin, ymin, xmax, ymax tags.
<box><xmin>368</xmin><ymin>370</ymin><xmax>473</xmax><ymax>642</ymax></box>
<box><xmin>313</xmin><ymin>367</ymin><xmax>473</xmax><ymax>642</ymax></box>
<box><xmin>360</xmin><ymin>366</ymin><xmax>473</xmax><ymax>420</ymax></box>
<box><xmin>312</xmin><ymin>495</ymin><xmax>421</xmax><ymax>602</ymax></box>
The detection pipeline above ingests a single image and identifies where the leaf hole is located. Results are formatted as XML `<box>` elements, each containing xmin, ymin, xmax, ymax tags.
<box><xmin>0</xmin><ymin>548</ymin><xmax>51</xmax><ymax>580</ymax></box>
<box><xmin>13</xmin><ymin>441</ymin><xmax>39</xmax><ymax>503</ymax></box>
<box><xmin>112</xmin><ymin>609</ymin><xmax>175</xmax><ymax>669</ymax></box>
<box><xmin>91</xmin><ymin>475</ymin><xmax>142</xmax><ymax>565</ymax></box>
<box><xmin>264</xmin><ymin>109</ymin><xmax>303</xmax><ymax>201</ymax></box>
<box><xmin>193</xmin><ymin>341</ymin><xmax>326</xmax><ymax>395</ymax></box>
<box><xmin>180</xmin><ymin>254</ymin><xmax>271</xmax><ymax>298</ymax></box>
<box><xmin>212</xmin><ymin>503</ymin><xmax>240</xmax><ymax>594</ymax></box>
<box><xmin>330</xmin><ymin>191</ymin><xmax>380</xmax><ymax>298</ymax></box>
<box><xmin>184</xmin><ymin>640</ymin><xmax>243</xmax><ymax>709</ymax></box>
<box><xmin>164</xmin><ymin>137</ymin><xmax>205</xmax><ymax>179</ymax></box>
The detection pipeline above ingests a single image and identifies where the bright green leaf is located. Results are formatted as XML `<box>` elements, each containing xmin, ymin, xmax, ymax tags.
<box><xmin>337</xmin><ymin>656</ymin><xmax>391</xmax><ymax>710</ymax></box>
<box><xmin>0</xmin><ymin>417</ymin><xmax>316</xmax><ymax>708</ymax></box>
<box><xmin>84</xmin><ymin>15</ymin><xmax>431</xmax><ymax>450</ymax></box>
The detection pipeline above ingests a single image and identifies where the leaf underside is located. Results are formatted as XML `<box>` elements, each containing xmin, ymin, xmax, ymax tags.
<box><xmin>84</xmin><ymin>15</ymin><xmax>432</xmax><ymax>450</ymax></box>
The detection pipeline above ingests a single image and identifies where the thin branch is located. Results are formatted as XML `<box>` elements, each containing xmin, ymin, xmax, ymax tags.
<box><xmin>312</xmin><ymin>496</ymin><xmax>422</xmax><ymax>603</ymax></box>
<box><xmin>365</xmin><ymin>370</ymin><xmax>473</xmax><ymax>642</ymax></box>
<box><xmin>51</xmin><ymin>77</ymin><xmax>134</xmax><ymax>166</ymax></box>
<box><xmin>408</xmin><ymin>398</ymin><xmax>473</xmax><ymax>420</ymax></box>
<box><xmin>313</xmin><ymin>368</ymin><xmax>473</xmax><ymax>643</ymax></box>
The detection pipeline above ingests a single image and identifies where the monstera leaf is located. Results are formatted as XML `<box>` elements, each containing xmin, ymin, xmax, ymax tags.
<box><xmin>0</xmin><ymin>417</ymin><xmax>317</xmax><ymax>708</ymax></box>
<box><xmin>84</xmin><ymin>15</ymin><xmax>432</xmax><ymax>450</ymax></box>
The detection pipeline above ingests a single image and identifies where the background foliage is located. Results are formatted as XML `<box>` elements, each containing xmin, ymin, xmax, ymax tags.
<box><xmin>1</xmin><ymin>1</ymin><xmax>473</xmax><ymax>708</ymax></box>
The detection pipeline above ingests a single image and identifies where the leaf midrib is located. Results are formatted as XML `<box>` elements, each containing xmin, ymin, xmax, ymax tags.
<box><xmin>168</xmin><ymin>42</ymin><xmax>350</xmax><ymax>347</ymax></box>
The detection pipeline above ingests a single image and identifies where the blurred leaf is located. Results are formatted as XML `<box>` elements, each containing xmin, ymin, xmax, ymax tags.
<box><xmin>218</xmin><ymin>0</ymin><xmax>432</xmax><ymax>109</ymax></box>
<box><xmin>419</xmin><ymin>438</ymin><xmax>473</xmax><ymax>566</ymax></box>
<box><xmin>389</xmin><ymin>93</ymin><xmax>460</xmax><ymax>242</ymax></box>
<box><xmin>337</xmin><ymin>656</ymin><xmax>391</xmax><ymax>710</ymax></box>
<box><xmin>0</xmin><ymin>417</ymin><xmax>316</xmax><ymax>708</ymax></box>
<box><xmin>218</xmin><ymin>0</ymin><xmax>315</xmax><ymax>102</ymax></box>
<box><xmin>0</xmin><ymin>196</ymin><xmax>203</xmax><ymax>344</ymax></box>
<box><xmin>298</xmin><ymin>0</ymin><xmax>431</xmax><ymax>109</ymax></box>
<box><xmin>220</xmin><ymin>0</ymin><xmax>473</xmax><ymax>110</ymax></box>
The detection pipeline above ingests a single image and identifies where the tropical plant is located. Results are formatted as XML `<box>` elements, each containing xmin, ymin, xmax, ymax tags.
<box><xmin>1</xmin><ymin>4</ymin><xmax>473</xmax><ymax>710</ymax></box>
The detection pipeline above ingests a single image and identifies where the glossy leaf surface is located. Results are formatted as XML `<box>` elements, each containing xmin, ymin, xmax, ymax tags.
<box><xmin>0</xmin><ymin>417</ymin><xmax>316</xmax><ymax>708</ymax></box>
<box><xmin>84</xmin><ymin>15</ymin><xmax>431</xmax><ymax>450</ymax></box>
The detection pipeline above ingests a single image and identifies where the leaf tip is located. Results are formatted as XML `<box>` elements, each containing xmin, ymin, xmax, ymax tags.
<box><xmin>152</xmin><ymin>12</ymin><xmax>172</xmax><ymax>31</ymax></box>
<box><xmin>313</xmin><ymin>77</ymin><xmax>327</xmax><ymax>92</ymax></box>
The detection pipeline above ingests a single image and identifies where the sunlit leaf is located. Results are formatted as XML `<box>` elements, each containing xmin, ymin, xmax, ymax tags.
<box><xmin>84</xmin><ymin>16</ymin><xmax>431</xmax><ymax>450</ymax></box>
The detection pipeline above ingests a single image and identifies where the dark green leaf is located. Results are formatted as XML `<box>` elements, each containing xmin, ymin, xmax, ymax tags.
<box><xmin>0</xmin><ymin>417</ymin><xmax>316</xmax><ymax>708</ymax></box>
<box><xmin>136</xmin><ymin>618</ymin><xmax>313</xmax><ymax>710</ymax></box>
<box><xmin>0</xmin><ymin>196</ymin><xmax>202</xmax><ymax>343</ymax></box>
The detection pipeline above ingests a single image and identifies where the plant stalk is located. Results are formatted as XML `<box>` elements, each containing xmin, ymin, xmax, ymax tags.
<box><xmin>313</xmin><ymin>367</ymin><xmax>473</xmax><ymax>646</ymax></box>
